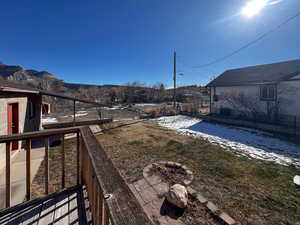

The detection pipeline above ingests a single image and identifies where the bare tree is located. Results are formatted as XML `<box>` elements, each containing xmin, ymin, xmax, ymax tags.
<box><xmin>222</xmin><ymin>92</ymin><xmax>266</xmax><ymax>119</ymax></box>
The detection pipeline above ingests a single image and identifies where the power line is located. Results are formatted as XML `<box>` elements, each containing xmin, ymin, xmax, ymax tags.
<box><xmin>190</xmin><ymin>10</ymin><xmax>300</xmax><ymax>69</ymax></box>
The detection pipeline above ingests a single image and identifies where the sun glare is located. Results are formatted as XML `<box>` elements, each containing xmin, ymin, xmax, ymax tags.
<box><xmin>242</xmin><ymin>0</ymin><xmax>268</xmax><ymax>18</ymax></box>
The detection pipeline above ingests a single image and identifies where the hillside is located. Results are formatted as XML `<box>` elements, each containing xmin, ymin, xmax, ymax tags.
<box><xmin>0</xmin><ymin>61</ymin><xmax>209</xmax><ymax>105</ymax></box>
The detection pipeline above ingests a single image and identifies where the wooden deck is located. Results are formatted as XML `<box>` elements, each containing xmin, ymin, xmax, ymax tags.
<box><xmin>0</xmin><ymin>126</ymin><xmax>154</xmax><ymax>225</ymax></box>
<box><xmin>0</xmin><ymin>185</ymin><xmax>91</xmax><ymax>225</ymax></box>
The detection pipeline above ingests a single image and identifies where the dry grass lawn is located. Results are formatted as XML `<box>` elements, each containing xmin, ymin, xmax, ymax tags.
<box><xmin>98</xmin><ymin>120</ymin><xmax>300</xmax><ymax>225</ymax></box>
<box><xmin>31</xmin><ymin>120</ymin><xmax>300</xmax><ymax>225</ymax></box>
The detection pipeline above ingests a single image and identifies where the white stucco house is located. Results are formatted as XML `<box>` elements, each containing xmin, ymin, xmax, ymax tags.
<box><xmin>0</xmin><ymin>81</ymin><xmax>43</xmax><ymax>172</ymax></box>
<box><xmin>207</xmin><ymin>59</ymin><xmax>300</xmax><ymax>124</ymax></box>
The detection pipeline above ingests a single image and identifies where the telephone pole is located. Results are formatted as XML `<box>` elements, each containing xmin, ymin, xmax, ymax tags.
<box><xmin>173</xmin><ymin>51</ymin><xmax>177</xmax><ymax>108</ymax></box>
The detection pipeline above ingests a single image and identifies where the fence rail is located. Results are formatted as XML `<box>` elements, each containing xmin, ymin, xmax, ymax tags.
<box><xmin>207</xmin><ymin>109</ymin><xmax>300</xmax><ymax>129</ymax></box>
<box><xmin>0</xmin><ymin>126</ymin><xmax>153</xmax><ymax>225</ymax></box>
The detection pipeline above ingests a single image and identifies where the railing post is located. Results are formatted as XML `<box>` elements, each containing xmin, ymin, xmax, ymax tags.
<box><xmin>26</xmin><ymin>139</ymin><xmax>32</xmax><ymax>201</ymax></box>
<box><xmin>45</xmin><ymin>137</ymin><xmax>50</xmax><ymax>195</ymax></box>
<box><xmin>103</xmin><ymin>204</ymin><xmax>110</xmax><ymax>225</ymax></box>
<box><xmin>98</xmin><ymin>191</ymin><xmax>104</xmax><ymax>225</ymax></box>
<box><xmin>80</xmin><ymin>136</ymin><xmax>85</xmax><ymax>184</ymax></box>
<box><xmin>76</xmin><ymin>132</ymin><xmax>81</xmax><ymax>185</ymax></box>
<box><xmin>6</xmin><ymin>141</ymin><xmax>11</xmax><ymax>208</ymax></box>
<box><xmin>73</xmin><ymin>100</ymin><xmax>76</xmax><ymax>126</ymax></box>
<box><xmin>61</xmin><ymin>134</ymin><xmax>65</xmax><ymax>189</ymax></box>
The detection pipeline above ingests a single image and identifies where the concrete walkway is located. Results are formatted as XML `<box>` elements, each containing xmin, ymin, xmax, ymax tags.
<box><xmin>0</xmin><ymin>147</ymin><xmax>45</xmax><ymax>209</ymax></box>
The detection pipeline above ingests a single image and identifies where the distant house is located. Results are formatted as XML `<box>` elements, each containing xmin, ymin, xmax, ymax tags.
<box><xmin>207</xmin><ymin>59</ymin><xmax>300</xmax><ymax>121</ymax></box>
<box><xmin>0</xmin><ymin>83</ymin><xmax>42</xmax><ymax>170</ymax></box>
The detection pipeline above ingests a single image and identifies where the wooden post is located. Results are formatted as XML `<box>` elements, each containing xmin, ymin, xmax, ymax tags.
<box><xmin>45</xmin><ymin>137</ymin><xmax>50</xmax><ymax>195</ymax></box>
<box><xmin>61</xmin><ymin>134</ymin><xmax>65</xmax><ymax>189</ymax></box>
<box><xmin>103</xmin><ymin>205</ymin><xmax>110</xmax><ymax>225</ymax></box>
<box><xmin>80</xmin><ymin>136</ymin><xmax>85</xmax><ymax>184</ymax></box>
<box><xmin>91</xmin><ymin>173</ymin><xmax>95</xmax><ymax>223</ymax></box>
<box><xmin>173</xmin><ymin>51</ymin><xmax>177</xmax><ymax>108</ymax></box>
<box><xmin>76</xmin><ymin>132</ymin><xmax>80</xmax><ymax>185</ymax></box>
<box><xmin>26</xmin><ymin>139</ymin><xmax>32</xmax><ymax>201</ymax></box>
<box><xmin>6</xmin><ymin>141</ymin><xmax>11</xmax><ymax>208</ymax></box>
<box><xmin>73</xmin><ymin>100</ymin><xmax>76</xmax><ymax>127</ymax></box>
<box><xmin>94</xmin><ymin>191</ymin><xmax>99</xmax><ymax>225</ymax></box>
<box><xmin>98</xmin><ymin>191</ymin><xmax>103</xmax><ymax>225</ymax></box>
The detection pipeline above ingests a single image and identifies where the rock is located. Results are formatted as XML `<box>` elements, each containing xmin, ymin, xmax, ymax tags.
<box><xmin>166</xmin><ymin>184</ymin><xmax>188</xmax><ymax>208</ymax></box>
<box><xmin>294</xmin><ymin>175</ymin><xmax>300</xmax><ymax>186</ymax></box>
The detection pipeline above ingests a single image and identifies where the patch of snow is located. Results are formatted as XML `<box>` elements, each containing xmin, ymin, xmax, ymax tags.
<box><xmin>42</xmin><ymin>117</ymin><xmax>58</xmax><ymax>124</ymax></box>
<box><xmin>113</xmin><ymin>117</ymin><xmax>139</xmax><ymax>122</ymax></box>
<box><xmin>69</xmin><ymin>111</ymin><xmax>88</xmax><ymax>118</ymax></box>
<box><xmin>294</xmin><ymin>175</ymin><xmax>300</xmax><ymax>186</ymax></box>
<box><xmin>61</xmin><ymin>111</ymin><xmax>88</xmax><ymax>118</ymax></box>
<box><xmin>154</xmin><ymin>115</ymin><xmax>300</xmax><ymax>167</ymax></box>
<box><xmin>103</xmin><ymin>105</ymin><xmax>126</xmax><ymax>110</ymax></box>
<box><xmin>135</xmin><ymin>103</ymin><xmax>160</xmax><ymax>107</ymax></box>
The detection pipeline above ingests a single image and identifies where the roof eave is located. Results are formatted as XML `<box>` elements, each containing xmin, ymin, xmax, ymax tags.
<box><xmin>206</xmin><ymin>81</ymin><xmax>279</xmax><ymax>87</ymax></box>
<box><xmin>0</xmin><ymin>87</ymin><xmax>40</xmax><ymax>94</ymax></box>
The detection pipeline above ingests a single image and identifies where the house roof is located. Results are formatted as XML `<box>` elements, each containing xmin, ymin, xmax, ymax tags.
<box><xmin>0</xmin><ymin>80</ymin><xmax>38</xmax><ymax>92</ymax></box>
<box><xmin>0</xmin><ymin>80</ymin><xmax>106</xmax><ymax>106</ymax></box>
<box><xmin>207</xmin><ymin>59</ymin><xmax>300</xmax><ymax>87</ymax></box>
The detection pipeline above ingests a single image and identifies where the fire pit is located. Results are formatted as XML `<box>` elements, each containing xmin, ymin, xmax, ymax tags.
<box><xmin>143</xmin><ymin>161</ymin><xmax>194</xmax><ymax>187</ymax></box>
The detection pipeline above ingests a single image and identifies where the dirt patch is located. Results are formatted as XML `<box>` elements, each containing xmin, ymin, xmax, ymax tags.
<box><xmin>181</xmin><ymin>194</ymin><xmax>224</xmax><ymax>225</ymax></box>
<box><xmin>151</xmin><ymin>164</ymin><xmax>186</xmax><ymax>186</ymax></box>
<box><xmin>149</xmin><ymin>162</ymin><xmax>190</xmax><ymax>186</ymax></box>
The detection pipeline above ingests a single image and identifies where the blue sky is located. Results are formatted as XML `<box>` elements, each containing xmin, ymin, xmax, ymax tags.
<box><xmin>0</xmin><ymin>0</ymin><xmax>299</xmax><ymax>87</ymax></box>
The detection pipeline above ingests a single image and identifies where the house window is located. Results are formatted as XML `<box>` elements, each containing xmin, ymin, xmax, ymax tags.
<box><xmin>260</xmin><ymin>85</ymin><xmax>276</xmax><ymax>101</ymax></box>
<box><xmin>29</xmin><ymin>101</ymin><xmax>35</xmax><ymax>118</ymax></box>
<box><xmin>213</xmin><ymin>87</ymin><xmax>219</xmax><ymax>102</ymax></box>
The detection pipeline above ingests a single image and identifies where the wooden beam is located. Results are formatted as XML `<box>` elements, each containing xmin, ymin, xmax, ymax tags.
<box><xmin>0</xmin><ymin>127</ymin><xmax>81</xmax><ymax>144</ymax></box>
<box><xmin>45</xmin><ymin>137</ymin><xmax>50</xmax><ymax>195</ymax></box>
<box><xmin>42</xmin><ymin>119</ymin><xmax>112</xmax><ymax>130</ymax></box>
<box><xmin>61</xmin><ymin>134</ymin><xmax>65</xmax><ymax>189</ymax></box>
<box><xmin>80</xmin><ymin>127</ymin><xmax>153</xmax><ymax>225</ymax></box>
<box><xmin>26</xmin><ymin>139</ymin><xmax>32</xmax><ymax>201</ymax></box>
<box><xmin>5</xmin><ymin>142</ymin><xmax>11</xmax><ymax>208</ymax></box>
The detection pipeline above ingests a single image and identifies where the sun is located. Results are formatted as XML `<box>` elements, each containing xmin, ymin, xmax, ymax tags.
<box><xmin>241</xmin><ymin>0</ymin><xmax>268</xmax><ymax>18</ymax></box>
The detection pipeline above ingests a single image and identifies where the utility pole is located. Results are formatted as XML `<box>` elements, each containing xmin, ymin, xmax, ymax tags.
<box><xmin>173</xmin><ymin>51</ymin><xmax>177</xmax><ymax>108</ymax></box>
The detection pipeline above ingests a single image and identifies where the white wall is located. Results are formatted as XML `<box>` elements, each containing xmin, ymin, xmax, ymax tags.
<box><xmin>211</xmin><ymin>81</ymin><xmax>300</xmax><ymax>118</ymax></box>
<box><xmin>0</xmin><ymin>94</ymin><xmax>42</xmax><ymax>172</ymax></box>
<box><xmin>211</xmin><ymin>85</ymin><xmax>269</xmax><ymax>116</ymax></box>
<box><xmin>0</xmin><ymin>97</ymin><xmax>28</xmax><ymax>171</ymax></box>
<box><xmin>277</xmin><ymin>80</ymin><xmax>300</xmax><ymax>116</ymax></box>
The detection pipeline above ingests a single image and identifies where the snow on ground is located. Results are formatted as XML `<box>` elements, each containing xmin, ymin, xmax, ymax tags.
<box><xmin>154</xmin><ymin>115</ymin><xmax>300</xmax><ymax>167</ymax></box>
<box><xmin>73</xmin><ymin>111</ymin><xmax>88</xmax><ymax>117</ymax></box>
<box><xmin>135</xmin><ymin>103</ymin><xmax>160</xmax><ymax>107</ymax></box>
<box><xmin>62</xmin><ymin>111</ymin><xmax>88</xmax><ymax>118</ymax></box>
<box><xmin>42</xmin><ymin>117</ymin><xmax>58</xmax><ymax>124</ymax></box>
<box><xmin>103</xmin><ymin>106</ymin><xmax>128</xmax><ymax>110</ymax></box>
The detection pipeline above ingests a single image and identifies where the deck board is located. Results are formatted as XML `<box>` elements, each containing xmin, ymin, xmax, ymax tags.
<box><xmin>0</xmin><ymin>186</ymin><xmax>90</xmax><ymax>225</ymax></box>
<box><xmin>69</xmin><ymin>192</ymin><xmax>79</xmax><ymax>225</ymax></box>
